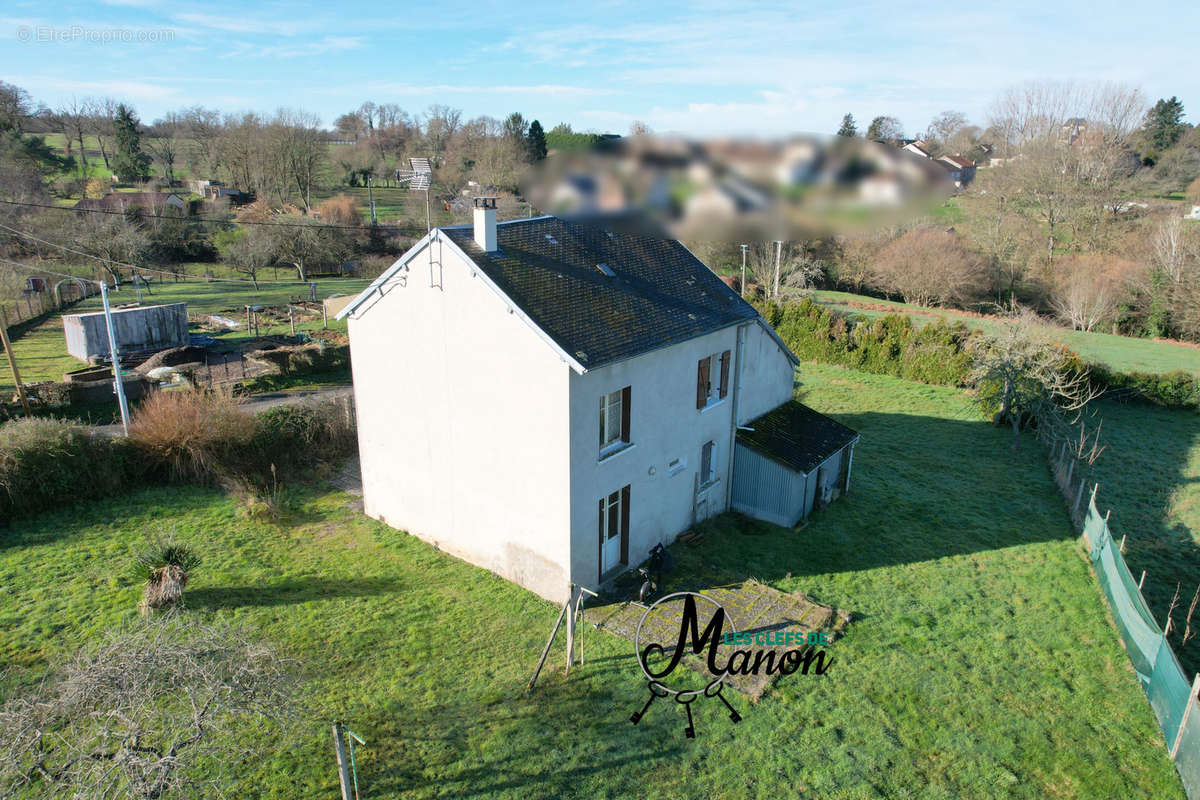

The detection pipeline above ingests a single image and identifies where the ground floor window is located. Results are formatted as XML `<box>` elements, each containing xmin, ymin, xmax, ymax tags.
<box><xmin>700</xmin><ymin>441</ymin><xmax>717</xmax><ymax>487</ymax></box>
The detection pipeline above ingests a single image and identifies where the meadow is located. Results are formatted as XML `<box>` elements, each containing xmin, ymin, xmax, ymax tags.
<box><xmin>0</xmin><ymin>362</ymin><xmax>1184</xmax><ymax>799</ymax></box>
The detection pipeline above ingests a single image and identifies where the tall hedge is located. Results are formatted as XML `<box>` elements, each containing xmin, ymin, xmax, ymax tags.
<box><xmin>757</xmin><ymin>297</ymin><xmax>1200</xmax><ymax>410</ymax></box>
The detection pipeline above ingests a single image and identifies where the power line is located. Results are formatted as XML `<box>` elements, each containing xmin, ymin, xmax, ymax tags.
<box><xmin>0</xmin><ymin>197</ymin><xmax>431</xmax><ymax>234</ymax></box>
<box><xmin>0</xmin><ymin>221</ymin><xmax>372</xmax><ymax>286</ymax></box>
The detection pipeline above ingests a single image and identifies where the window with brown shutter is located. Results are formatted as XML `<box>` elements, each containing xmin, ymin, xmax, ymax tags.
<box><xmin>718</xmin><ymin>350</ymin><xmax>731</xmax><ymax>399</ymax></box>
<box><xmin>696</xmin><ymin>357</ymin><xmax>710</xmax><ymax>409</ymax></box>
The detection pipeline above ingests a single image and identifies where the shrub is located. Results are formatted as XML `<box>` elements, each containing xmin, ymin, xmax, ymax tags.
<box><xmin>1089</xmin><ymin>367</ymin><xmax>1200</xmax><ymax>410</ymax></box>
<box><xmin>870</xmin><ymin>229</ymin><xmax>988</xmax><ymax>308</ymax></box>
<box><xmin>129</xmin><ymin>387</ymin><xmax>262</xmax><ymax>483</ymax></box>
<box><xmin>0</xmin><ymin>418</ymin><xmax>138</xmax><ymax>522</ymax></box>
<box><xmin>255</xmin><ymin>398</ymin><xmax>357</xmax><ymax>469</ymax></box>
<box><xmin>761</xmin><ymin>297</ymin><xmax>978</xmax><ymax>386</ymax></box>
<box><xmin>133</xmin><ymin>534</ymin><xmax>200</xmax><ymax>614</ymax></box>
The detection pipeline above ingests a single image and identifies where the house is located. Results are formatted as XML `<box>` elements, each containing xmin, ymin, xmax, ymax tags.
<box><xmin>1184</xmin><ymin>205</ymin><xmax>1200</xmax><ymax>221</ymax></box>
<box><xmin>73</xmin><ymin>192</ymin><xmax>187</xmax><ymax>215</ymax></box>
<box><xmin>191</xmin><ymin>179</ymin><xmax>249</xmax><ymax>204</ymax></box>
<box><xmin>337</xmin><ymin>198</ymin><xmax>858</xmax><ymax>603</ymax></box>
<box><xmin>902</xmin><ymin>140</ymin><xmax>933</xmax><ymax>159</ymax></box>
<box><xmin>937</xmin><ymin>155</ymin><xmax>976</xmax><ymax>188</ymax></box>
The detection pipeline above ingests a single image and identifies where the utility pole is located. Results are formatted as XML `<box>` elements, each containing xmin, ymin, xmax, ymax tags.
<box><xmin>100</xmin><ymin>281</ymin><xmax>132</xmax><ymax>436</ymax></box>
<box><xmin>0</xmin><ymin>306</ymin><xmax>31</xmax><ymax>417</ymax></box>
<box><xmin>773</xmin><ymin>240</ymin><xmax>783</xmax><ymax>299</ymax></box>
<box><xmin>739</xmin><ymin>244</ymin><xmax>748</xmax><ymax>298</ymax></box>
<box><xmin>367</xmin><ymin>175</ymin><xmax>377</xmax><ymax>225</ymax></box>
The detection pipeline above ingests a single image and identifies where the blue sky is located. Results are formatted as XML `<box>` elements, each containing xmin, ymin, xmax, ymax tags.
<box><xmin>1</xmin><ymin>1</ymin><xmax>1197</xmax><ymax>137</ymax></box>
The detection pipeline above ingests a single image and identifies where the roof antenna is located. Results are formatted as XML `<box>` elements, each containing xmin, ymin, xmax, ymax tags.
<box><xmin>396</xmin><ymin>157</ymin><xmax>433</xmax><ymax>233</ymax></box>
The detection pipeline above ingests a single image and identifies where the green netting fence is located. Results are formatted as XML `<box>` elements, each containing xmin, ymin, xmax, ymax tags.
<box><xmin>1084</xmin><ymin>495</ymin><xmax>1200</xmax><ymax>798</ymax></box>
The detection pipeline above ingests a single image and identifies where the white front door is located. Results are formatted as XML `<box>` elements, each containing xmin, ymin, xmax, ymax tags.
<box><xmin>600</xmin><ymin>489</ymin><xmax>625</xmax><ymax>575</ymax></box>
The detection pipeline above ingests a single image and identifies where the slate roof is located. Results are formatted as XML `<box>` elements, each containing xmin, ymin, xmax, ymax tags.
<box><xmin>737</xmin><ymin>401</ymin><xmax>859</xmax><ymax>474</ymax></box>
<box><xmin>440</xmin><ymin>217</ymin><xmax>764</xmax><ymax>370</ymax></box>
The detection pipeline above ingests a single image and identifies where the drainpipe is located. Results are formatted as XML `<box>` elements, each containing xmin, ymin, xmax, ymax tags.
<box><xmin>724</xmin><ymin>323</ymin><xmax>747</xmax><ymax>511</ymax></box>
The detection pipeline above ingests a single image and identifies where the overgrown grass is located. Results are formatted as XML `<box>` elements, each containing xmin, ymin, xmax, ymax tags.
<box><xmin>812</xmin><ymin>289</ymin><xmax>1200</xmax><ymax>377</ymax></box>
<box><xmin>0</xmin><ymin>362</ymin><xmax>1182</xmax><ymax>798</ymax></box>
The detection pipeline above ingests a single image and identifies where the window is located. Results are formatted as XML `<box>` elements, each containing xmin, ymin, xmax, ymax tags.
<box><xmin>667</xmin><ymin>457</ymin><xmax>686</xmax><ymax>476</ymax></box>
<box><xmin>598</xmin><ymin>485</ymin><xmax>630</xmax><ymax>577</ymax></box>
<box><xmin>700</xmin><ymin>441</ymin><xmax>717</xmax><ymax>487</ymax></box>
<box><xmin>695</xmin><ymin>350</ymin><xmax>731</xmax><ymax>410</ymax></box>
<box><xmin>599</xmin><ymin>386</ymin><xmax>631</xmax><ymax>455</ymax></box>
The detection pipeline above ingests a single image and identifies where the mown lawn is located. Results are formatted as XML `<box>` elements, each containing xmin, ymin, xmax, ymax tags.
<box><xmin>811</xmin><ymin>289</ymin><xmax>1200</xmax><ymax>377</ymax></box>
<box><xmin>1080</xmin><ymin>398</ymin><xmax>1200</xmax><ymax>674</ymax></box>
<box><xmin>0</xmin><ymin>363</ymin><xmax>1184</xmax><ymax>798</ymax></box>
<box><xmin>1</xmin><ymin>275</ymin><xmax>370</xmax><ymax>393</ymax></box>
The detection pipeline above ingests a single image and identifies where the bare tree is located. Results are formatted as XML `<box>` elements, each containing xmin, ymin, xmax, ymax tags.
<box><xmin>271</xmin><ymin>109</ymin><xmax>325</xmax><ymax>210</ymax></box>
<box><xmin>1048</xmin><ymin>254</ymin><xmax>1138</xmax><ymax>331</ymax></box>
<box><xmin>86</xmin><ymin>97</ymin><xmax>119</xmax><ymax>171</ymax></box>
<box><xmin>147</xmin><ymin>111</ymin><xmax>184</xmax><ymax>185</ymax></box>
<box><xmin>871</xmin><ymin>228</ymin><xmax>987</xmax><ymax>307</ymax></box>
<box><xmin>970</xmin><ymin>320</ymin><xmax>1102</xmax><ymax>450</ymax></box>
<box><xmin>56</xmin><ymin>97</ymin><xmax>91</xmax><ymax>175</ymax></box>
<box><xmin>0</xmin><ymin>614</ymin><xmax>295</xmax><ymax>800</ymax></box>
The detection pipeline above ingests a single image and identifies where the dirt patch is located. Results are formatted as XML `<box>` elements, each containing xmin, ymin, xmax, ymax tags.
<box><xmin>591</xmin><ymin>579</ymin><xmax>850</xmax><ymax>700</ymax></box>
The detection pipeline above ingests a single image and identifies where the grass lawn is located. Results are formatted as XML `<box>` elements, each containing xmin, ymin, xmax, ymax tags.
<box><xmin>0</xmin><ymin>362</ymin><xmax>1183</xmax><ymax>798</ymax></box>
<box><xmin>811</xmin><ymin>289</ymin><xmax>1200</xmax><ymax>377</ymax></box>
<box><xmin>1080</xmin><ymin>398</ymin><xmax>1200</xmax><ymax>673</ymax></box>
<box><xmin>1</xmin><ymin>274</ymin><xmax>370</xmax><ymax>393</ymax></box>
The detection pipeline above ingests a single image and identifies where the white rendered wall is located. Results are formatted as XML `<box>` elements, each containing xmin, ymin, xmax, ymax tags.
<box><xmin>347</xmin><ymin>234</ymin><xmax>573</xmax><ymax>602</ymax></box>
<box><xmin>735</xmin><ymin>321</ymin><xmax>795</xmax><ymax>425</ymax></box>
<box><xmin>566</xmin><ymin>326</ymin><xmax>746</xmax><ymax>589</ymax></box>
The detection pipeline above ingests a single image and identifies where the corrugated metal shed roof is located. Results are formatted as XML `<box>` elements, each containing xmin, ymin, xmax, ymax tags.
<box><xmin>737</xmin><ymin>401</ymin><xmax>859</xmax><ymax>474</ymax></box>
<box><xmin>440</xmin><ymin>217</ymin><xmax>760</xmax><ymax>370</ymax></box>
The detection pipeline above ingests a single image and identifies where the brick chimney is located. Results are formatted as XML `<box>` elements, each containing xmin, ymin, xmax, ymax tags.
<box><xmin>473</xmin><ymin>196</ymin><xmax>497</xmax><ymax>252</ymax></box>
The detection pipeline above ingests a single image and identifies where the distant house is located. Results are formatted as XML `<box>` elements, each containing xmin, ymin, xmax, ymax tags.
<box><xmin>74</xmin><ymin>192</ymin><xmax>187</xmax><ymax>215</ymax></box>
<box><xmin>902</xmin><ymin>140</ymin><xmax>933</xmax><ymax>159</ymax></box>
<box><xmin>1184</xmin><ymin>206</ymin><xmax>1200</xmax><ymax>221</ymax></box>
<box><xmin>190</xmin><ymin>179</ymin><xmax>249</xmax><ymax>204</ymax></box>
<box><xmin>937</xmin><ymin>155</ymin><xmax>976</xmax><ymax>189</ymax></box>
<box><xmin>337</xmin><ymin>199</ymin><xmax>859</xmax><ymax>603</ymax></box>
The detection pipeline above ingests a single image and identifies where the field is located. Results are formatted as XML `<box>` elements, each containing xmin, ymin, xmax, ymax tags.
<box><xmin>0</xmin><ymin>362</ymin><xmax>1184</xmax><ymax>798</ymax></box>
<box><xmin>811</xmin><ymin>289</ymin><xmax>1200</xmax><ymax>377</ymax></box>
<box><xmin>1082</xmin><ymin>398</ymin><xmax>1200</xmax><ymax>673</ymax></box>
<box><xmin>0</xmin><ymin>274</ymin><xmax>370</xmax><ymax>394</ymax></box>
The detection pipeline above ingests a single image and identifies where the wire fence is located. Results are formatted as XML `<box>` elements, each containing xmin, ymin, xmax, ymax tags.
<box><xmin>1061</xmin><ymin>445</ymin><xmax>1200</xmax><ymax>798</ymax></box>
<box><xmin>1</xmin><ymin>283</ymin><xmax>96</xmax><ymax>336</ymax></box>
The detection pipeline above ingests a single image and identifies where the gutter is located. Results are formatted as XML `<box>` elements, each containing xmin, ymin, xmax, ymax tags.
<box><xmin>724</xmin><ymin>321</ymin><xmax>748</xmax><ymax>511</ymax></box>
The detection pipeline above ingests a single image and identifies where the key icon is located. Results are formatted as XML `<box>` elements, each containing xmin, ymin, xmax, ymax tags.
<box><xmin>705</xmin><ymin>679</ymin><xmax>741</xmax><ymax>723</ymax></box>
<box><xmin>630</xmin><ymin>681</ymin><xmax>669</xmax><ymax>725</ymax></box>
<box><xmin>676</xmin><ymin>690</ymin><xmax>698</xmax><ymax>738</ymax></box>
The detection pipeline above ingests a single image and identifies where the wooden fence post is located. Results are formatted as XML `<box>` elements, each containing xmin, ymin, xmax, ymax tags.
<box><xmin>1170</xmin><ymin>675</ymin><xmax>1200</xmax><ymax>760</ymax></box>
<box><xmin>1074</xmin><ymin>477</ymin><xmax>1086</xmax><ymax>516</ymax></box>
<box><xmin>1140</xmin><ymin>571</ymin><xmax>1147</xmax><ymax>591</ymax></box>
<box><xmin>0</xmin><ymin>310</ymin><xmax>32</xmax><ymax>417</ymax></box>
<box><xmin>332</xmin><ymin>721</ymin><xmax>353</xmax><ymax>800</ymax></box>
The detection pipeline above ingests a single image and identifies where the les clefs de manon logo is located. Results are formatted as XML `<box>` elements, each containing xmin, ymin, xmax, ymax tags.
<box><xmin>630</xmin><ymin>592</ymin><xmax>834</xmax><ymax>737</ymax></box>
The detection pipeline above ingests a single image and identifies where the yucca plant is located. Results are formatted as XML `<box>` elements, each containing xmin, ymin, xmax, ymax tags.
<box><xmin>134</xmin><ymin>535</ymin><xmax>200</xmax><ymax>615</ymax></box>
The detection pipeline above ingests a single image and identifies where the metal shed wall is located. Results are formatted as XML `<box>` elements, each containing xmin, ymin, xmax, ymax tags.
<box><xmin>62</xmin><ymin>303</ymin><xmax>188</xmax><ymax>361</ymax></box>
<box><xmin>731</xmin><ymin>442</ymin><xmax>808</xmax><ymax>527</ymax></box>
